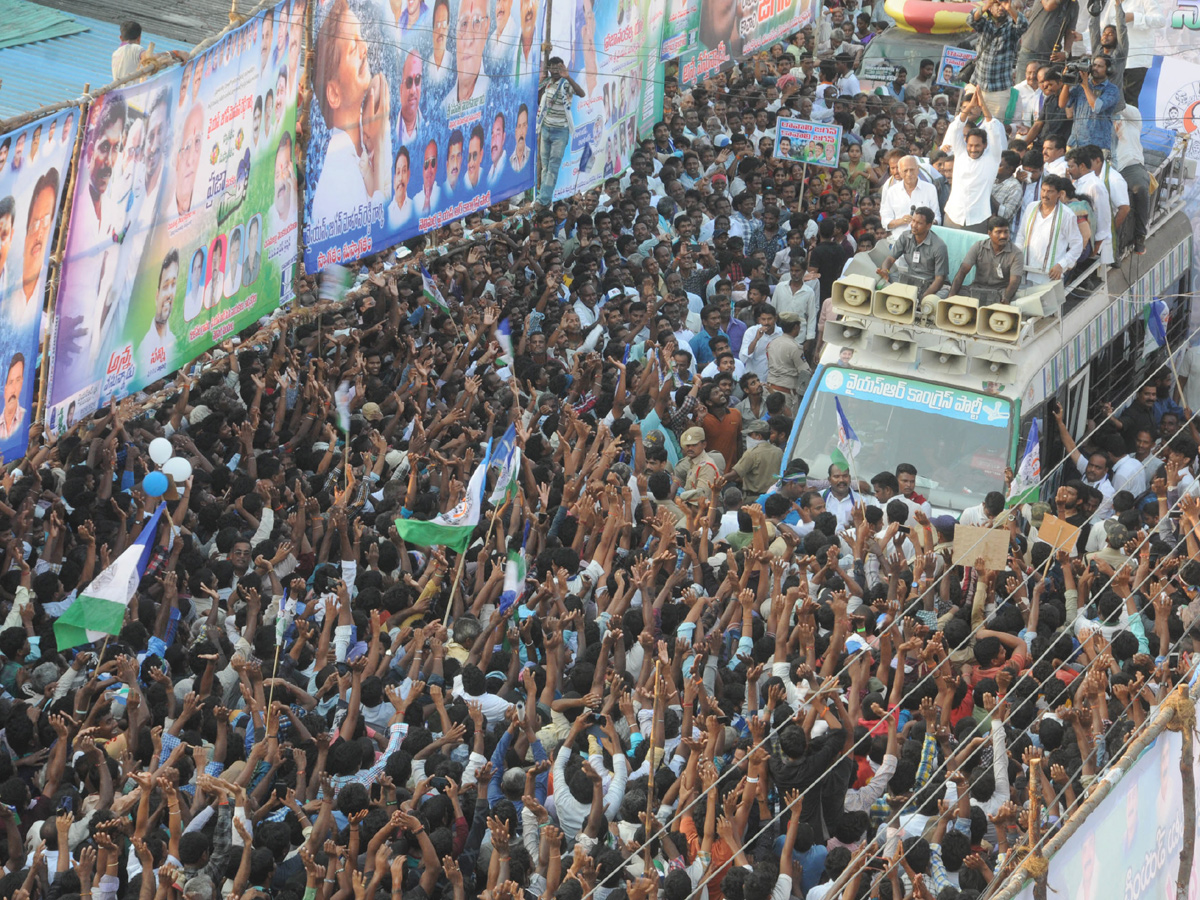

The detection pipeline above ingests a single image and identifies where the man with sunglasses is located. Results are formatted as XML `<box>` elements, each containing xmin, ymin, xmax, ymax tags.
<box><xmin>397</xmin><ymin>50</ymin><xmax>422</xmax><ymax>148</ymax></box>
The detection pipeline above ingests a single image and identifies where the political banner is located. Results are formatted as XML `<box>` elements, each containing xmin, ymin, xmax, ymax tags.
<box><xmin>676</xmin><ymin>0</ymin><xmax>816</xmax><ymax>87</ymax></box>
<box><xmin>660</xmin><ymin>0</ymin><xmax>699</xmax><ymax>60</ymax></box>
<box><xmin>774</xmin><ymin>117</ymin><xmax>842</xmax><ymax>167</ymax></box>
<box><xmin>936</xmin><ymin>46</ymin><xmax>975</xmax><ymax>87</ymax></box>
<box><xmin>545</xmin><ymin>0</ymin><xmax>666</xmax><ymax>202</ymax></box>
<box><xmin>1007</xmin><ymin>727</ymin><xmax>1193</xmax><ymax>900</ymax></box>
<box><xmin>47</xmin><ymin>0</ymin><xmax>304</xmax><ymax>430</ymax></box>
<box><xmin>0</xmin><ymin>110</ymin><xmax>79</xmax><ymax>459</ymax></box>
<box><xmin>303</xmin><ymin>0</ymin><xmax>542</xmax><ymax>273</ymax></box>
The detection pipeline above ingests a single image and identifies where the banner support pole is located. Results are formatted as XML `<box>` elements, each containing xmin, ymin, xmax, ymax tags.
<box><xmin>35</xmin><ymin>97</ymin><xmax>89</xmax><ymax>431</ymax></box>
<box><xmin>296</xmin><ymin>0</ymin><xmax>316</xmax><ymax>281</ymax></box>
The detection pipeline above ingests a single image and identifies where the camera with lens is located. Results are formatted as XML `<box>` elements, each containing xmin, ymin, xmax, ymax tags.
<box><xmin>1061</xmin><ymin>57</ymin><xmax>1091</xmax><ymax>84</ymax></box>
<box><xmin>1087</xmin><ymin>0</ymin><xmax>1104</xmax><ymax>16</ymax></box>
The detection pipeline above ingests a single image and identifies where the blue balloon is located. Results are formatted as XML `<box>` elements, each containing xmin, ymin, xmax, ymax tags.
<box><xmin>143</xmin><ymin>472</ymin><xmax>169</xmax><ymax>497</ymax></box>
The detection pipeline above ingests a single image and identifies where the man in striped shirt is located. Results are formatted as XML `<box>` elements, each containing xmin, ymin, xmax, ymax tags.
<box><xmin>536</xmin><ymin>57</ymin><xmax>584</xmax><ymax>206</ymax></box>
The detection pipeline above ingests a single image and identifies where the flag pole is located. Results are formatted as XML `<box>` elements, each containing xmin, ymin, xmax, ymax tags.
<box><xmin>441</xmin><ymin>497</ymin><xmax>510</xmax><ymax>626</ymax></box>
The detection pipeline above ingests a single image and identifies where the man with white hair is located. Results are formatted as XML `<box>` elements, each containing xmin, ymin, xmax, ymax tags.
<box><xmin>183</xmin><ymin>875</ymin><xmax>215</xmax><ymax>900</ymax></box>
<box><xmin>880</xmin><ymin>155</ymin><xmax>942</xmax><ymax>240</ymax></box>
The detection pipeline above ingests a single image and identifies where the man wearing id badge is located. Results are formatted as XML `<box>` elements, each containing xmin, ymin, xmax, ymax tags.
<box><xmin>949</xmin><ymin>215</ymin><xmax>1025</xmax><ymax>304</ymax></box>
<box><xmin>876</xmin><ymin>206</ymin><xmax>950</xmax><ymax>300</ymax></box>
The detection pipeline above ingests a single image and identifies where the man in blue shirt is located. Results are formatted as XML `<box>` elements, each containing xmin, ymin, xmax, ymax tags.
<box><xmin>1059</xmin><ymin>55</ymin><xmax>1120</xmax><ymax>152</ymax></box>
<box><xmin>688</xmin><ymin>304</ymin><xmax>729</xmax><ymax>369</ymax></box>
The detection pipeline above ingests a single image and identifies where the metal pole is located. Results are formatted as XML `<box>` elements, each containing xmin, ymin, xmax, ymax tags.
<box><xmin>35</xmin><ymin>99</ymin><xmax>89</xmax><ymax>429</ymax></box>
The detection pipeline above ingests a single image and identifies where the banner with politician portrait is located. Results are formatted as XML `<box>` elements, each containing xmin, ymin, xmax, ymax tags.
<box><xmin>302</xmin><ymin>0</ymin><xmax>543</xmax><ymax>273</ymax></box>
<box><xmin>774</xmin><ymin>118</ymin><xmax>842</xmax><ymax>167</ymax></box>
<box><xmin>676</xmin><ymin>0</ymin><xmax>816</xmax><ymax>87</ymax></box>
<box><xmin>0</xmin><ymin>111</ymin><xmax>79</xmax><ymax>460</ymax></box>
<box><xmin>47</xmin><ymin>0</ymin><xmax>304</xmax><ymax>430</ymax></box>
<box><xmin>544</xmin><ymin>0</ymin><xmax>665</xmax><ymax>202</ymax></box>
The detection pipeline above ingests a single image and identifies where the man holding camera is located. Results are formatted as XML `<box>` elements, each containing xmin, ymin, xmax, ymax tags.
<box><xmin>1059</xmin><ymin>55</ymin><xmax>1120</xmax><ymax>152</ymax></box>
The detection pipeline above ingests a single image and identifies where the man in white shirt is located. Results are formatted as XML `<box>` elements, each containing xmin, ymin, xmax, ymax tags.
<box><xmin>1015</xmin><ymin>174</ymin><xmax>1084</xmax><ymax>284</ymax></box>
<box><xmin>463</xmin><ymin>125</ymin><xmax>485</xmax><ymax>193</ymax></box>
<box><xmin>835</xmin><ymin>53</ymin><xmax>861</xmax><ymax>95</ymax></box>
<box><xmin>771</xmin><ymin>255</ymin><xmax>820</xmax><ymax>356</ymax></box>
<box><xmin>1068</xmin><ymin>147</ymin><xmax>1112</xmax><ymax>263</ymax></box>
<box><xmin>1014</xmin><ymin>61</ymin><xmax>1041</xmax><ymax>137</ymax></box>
<box><xmin>396</xmin><ymin>51</ymin><xmax>422</xmax><ymax>147</ymax></box>
<box><xmin>311</xmin><ymin>0</ymin><xmax>378</xmax><ymax>228</ymax></box>
<box><xmin>486</xmin><ymin>112</ymin><xmax>509</xmax><ymax>188</ymax></box>
<box><xmin>111</xmin><ymin>21</ymin><xmax>143</xmax><ymax>81</ymax></box>
<box><xmin>823</xmin><ymin>462</ymin><xmax>861</xmax><ymax>529</ymax></box>
<box><xmin>738</xmin><ymin>303</ymin><xmax>780</xmax><ymax>380</ymax></box>
<box><xmin>0</xmin><ymin>354</ymin><xmax>25</xmax><ymax>442</ymax></box>
<box><xmin>138</xmin><ymin>250</ymin><xmax>179</xmax><ymax>384</ymax></box>
<box><xmin>943</xmin><ymin>90</ymin><xmax>1006</xmax><ymax>231</ymax></box>
<box><xmin>1042</xmin><ymin>134</ymin><xmax>1069</xmax><ymax>176</ymax></box>
<box><xmin>880</xmin><ymin>155</ymin><xmax>942</xmax><ymax>240</ymax></box>
<box><xmin>510</xmin><ymin>104</ymin><xmax>532</xmax><ymax>175</ymax></box>
<box><xmin>1109</xmin><ymin>438</ymin><xmax>1148</xmax><ymax>498</ymax></box>
<box><xmin>450</xmin><ymin>0</ymin><xmax>490</xmax><ymax>106</ymax></box>
<box><xmin>415</xmin><ymin>139</ymin><xmax>442</xmax><ymax>218</ymax></box>
<box><xmin>386</xmin><ymin>147</ymin><xmax>413</xmax><ymax>232</ymax></box>
<box><xmin>1093</xmin><ymin>151</ymin><xmax>1131</xmax><ymax>255</ymax></box>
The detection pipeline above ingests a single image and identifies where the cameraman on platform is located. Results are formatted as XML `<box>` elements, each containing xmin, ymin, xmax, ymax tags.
<box><xmin>1059</xmin><ymin>55</ymin><xmax>1120</xmax><ymax>152</ymax></box>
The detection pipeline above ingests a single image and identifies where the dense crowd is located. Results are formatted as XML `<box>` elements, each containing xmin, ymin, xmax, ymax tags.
<box><xmin>0</xmin><ymin>0</ymin><xmax>1191</xmax><ymax>899</ymax></box>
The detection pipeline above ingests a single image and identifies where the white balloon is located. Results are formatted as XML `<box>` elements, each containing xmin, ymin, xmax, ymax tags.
<box><xmin>162</xmin><ymin>457</ymin><xmax>193</xmax><ymax>483</ymax></box>
<box><xmin>149</xmin><ymin>437</ymin><xmax>174</xmax><ymax>466</ymax></box>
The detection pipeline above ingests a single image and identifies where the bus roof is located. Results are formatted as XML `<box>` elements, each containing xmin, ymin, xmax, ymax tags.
<box><xmin>818</xmin><ymin>209</ymin><xmax>1193</xmax><ymax>408</ymax></box>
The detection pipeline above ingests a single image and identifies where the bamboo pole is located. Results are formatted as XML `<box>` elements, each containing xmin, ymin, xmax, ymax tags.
<box><xmin>35</xmin><ymin>99</ymin><xmax>89</xmax><ymax>428</ymax></box>
<box><xmin>642</xmin><ymin>660</ymin><xmax>662</xmax><ymax>870</ymax></box>
<box><xmin>295</xmin><ymin>0</ymin><xmax>316</xmax><ymax>278</ymax></box>
<box><xmin>1028</xmin><ymin>757</ymin><xmax>1047</xmax><ymax>900</ymax></box>
<box><xmin>1176</xmin><ymin>703</ymin><xmax>1195</xmax><ymax>900</ymax></box>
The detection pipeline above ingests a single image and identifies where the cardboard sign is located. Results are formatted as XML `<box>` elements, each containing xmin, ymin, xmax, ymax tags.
<box><xmin>952</xmin><ymin>524</ymin><xmax>1011</xmax><ymax>571</ymax></box>
<box><xmin>1037</xmin><ymin>514</ymin><xmax>1081</xmax><ymax>554</ymax></box>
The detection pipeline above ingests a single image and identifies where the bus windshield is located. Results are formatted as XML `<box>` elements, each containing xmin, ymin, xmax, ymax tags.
<box><xmin>791</xmin><ymin>368</ymin><xmax>1014</xmax><ymax>512</ymax></box>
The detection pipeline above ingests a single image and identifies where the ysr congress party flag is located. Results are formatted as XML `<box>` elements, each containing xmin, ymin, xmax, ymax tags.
<box><xmin>0</xmin><ymin>109</ymin><xmax>78</xmax><ymax>463</ymax></box>
<box><xmin>54</xmin><ymin>502</ymin><xmax>167</xmax><ymax>650</ymax></box>
<box><xmin>303</xmin><ymin>0</ymin><xmax>543</xmax><ymax>272</ymax></box>
<box><xmin>395</xmin><ymin>454</ymin><xmax>488</xmax><ymax>552</ymax></box>
<box><xmin>47</xmin><ymin>0</ymin><xmax>303</xmax><ymax>431</ymax></box>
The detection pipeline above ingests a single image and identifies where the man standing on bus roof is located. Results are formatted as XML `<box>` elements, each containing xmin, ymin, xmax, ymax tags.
<box><xmin>943</xmin><ymin>87</ymin><xmax>1006</xmax><ymax>232</ymax></box>
<box><xmin>1014</xmin><ymin>175</ymin><xmax>1083</xmax><ymax>283</ymax></box>
<box><xmin>949</xmin><ymin>216</ymin><xmax>1024</xmax><ymax>303</ymax></box>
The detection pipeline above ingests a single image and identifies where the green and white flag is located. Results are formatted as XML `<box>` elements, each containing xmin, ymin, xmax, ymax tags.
<box><xmin>497</xmin><ymin>547</ymin><xmax>526</xmax><ymax>615</ymax></box>
<box><xmin>334</xmin><ymin>381</ymin><xmax>352</xmax><ymax>435</ymax></box>
<box><xmin>395</xmin><ymin>454</ymin><xmax>487</xmax><ymax>552</ymax></box>
<box><xmin>54</xmin><ymin>503</ymin><xmax>167</xmax><ymax>650</ymax></box>
<box><xmin>489</xmin><ymin>424</ymin><xmax>520</xmax><ymax>505</ymax></box>
<box><xmin>1007</xmin><ymin>418</ymin><xmax>1041</xmax><ymax>507</ymax></box>
<box><xmin>421</xmin><ymin>266</ymin><xmax>452</xmax><ymax>314</ymax></box>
